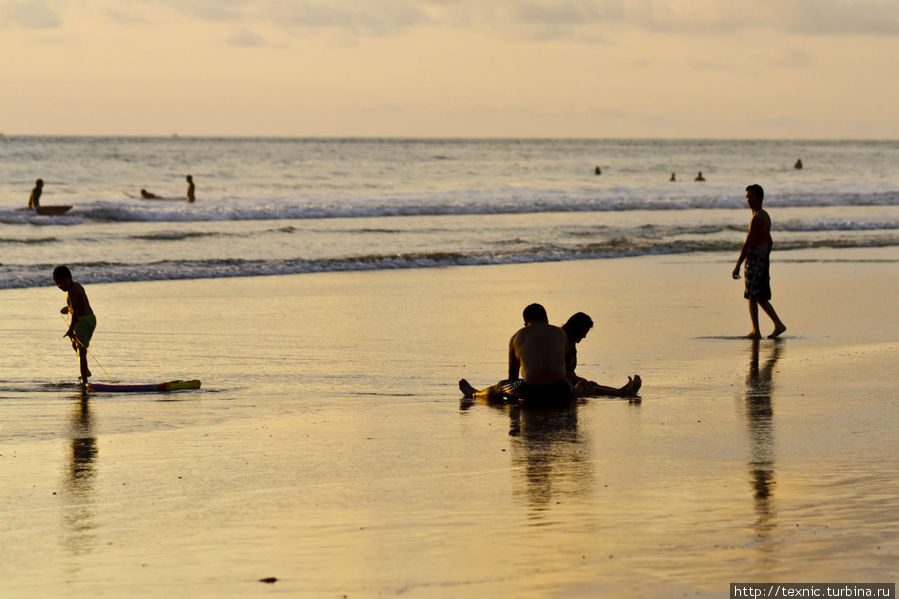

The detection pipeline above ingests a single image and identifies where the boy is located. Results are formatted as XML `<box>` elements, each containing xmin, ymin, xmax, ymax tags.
<box><xmin>732</xmin><ymin>184</ymin><xmax>787</xmax><ymax>339</ymax></box>
<box><xmin>53</xmin><ymin>266</ymin><xmax>97</xmax><ymax>384</ymax></box>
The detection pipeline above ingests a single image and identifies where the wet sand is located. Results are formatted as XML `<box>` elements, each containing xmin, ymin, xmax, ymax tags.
<box><xmin>1</xmin><ymin>248</ymin><xmax>897</xmax><ymax>597</ymax></box>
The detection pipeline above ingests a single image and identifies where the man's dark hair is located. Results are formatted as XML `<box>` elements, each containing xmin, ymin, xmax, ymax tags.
<box><xmin>52</xmin><ymin>265</ymin><xmax>71</xmax><ymax>280</ymax></box>
<box><xmin>522</xmin><ymin>303</ymin><xmax>548</xmax><ymax>324</ymax></box>
<box><xmin>562</xmin><ymin>312</ymin><xmax>594</xmax><ymax>337</ymax></box>
<box><xmin>746</xmin><ymin>184</ymin><xmax>764</xmax><ymax>201</ymax></box>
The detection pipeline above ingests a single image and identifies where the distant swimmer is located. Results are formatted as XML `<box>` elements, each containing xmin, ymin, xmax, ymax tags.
<box><xmin>140</xmin><ymin>189</ymin><xmax>159</xmax><ymax>199</ymax></box>
<box><xmin>670</xmin><ymin>172</ymin><xmax>677</xmax><ymax>182</ymax></box>
<box><xmin>27</xmin><ymin>178</ymin><xmax>43</xmax><ymax>209</ymax></box>
<box><xmin>794</xmin><ymin>159</ymin><xmax>803</xmax><ymax>170</ymax></box>
<box><xmin>186</xmin><ymin>175</ymin><xmax>195</xmax><ymax>203</ymax></box>
<box><xmin>694</xmin><ymin>171</ymin><xmax>706</xmax><ymax>182</ymax></box>
<box><xmin>595</xmin><ymin>166</ymin><xmax>602</xmax><ymax>175</ymax></box>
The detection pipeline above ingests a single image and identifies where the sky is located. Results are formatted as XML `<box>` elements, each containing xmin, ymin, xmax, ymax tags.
<box><xmin>1</xmin><ymin>0</ymin><xmax>898</xmax><ymax>138</ymax></box>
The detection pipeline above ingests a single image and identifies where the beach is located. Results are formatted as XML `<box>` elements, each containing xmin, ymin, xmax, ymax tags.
<box><xmin>1</xmin><ymin>248</ymin><xmax>897</xmax><ymax>597</ymax></box>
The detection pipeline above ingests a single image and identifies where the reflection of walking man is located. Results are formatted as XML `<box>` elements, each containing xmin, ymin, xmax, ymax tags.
<box><xmin>744</xmin><ymin>339</ymin><xmax>781</xmax><ymax>553</ymax></box>
<box><xmin>733</xmin><ymin>184</ymin><xmax>786</xmax><ymax>339</ymax></box>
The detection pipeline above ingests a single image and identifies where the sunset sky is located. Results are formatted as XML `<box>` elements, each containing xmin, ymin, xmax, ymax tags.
<box><xmin>2</xmin><ymin>0</ymin><xmax>898</xmax><ymax>138</ymax></box>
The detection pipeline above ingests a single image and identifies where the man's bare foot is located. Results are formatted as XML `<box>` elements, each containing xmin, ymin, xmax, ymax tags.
<box><xmin>768</xmin><ymin>324</ymin><xmax>786</xmax><ymax>338</ymax></box>
<box><xmin>745</xmin><ymin>332</ymin><xmax>761</xmax><ymax>339</ymax></box>
<box><xmin>623</xmin><ymin>375</ymin><xmax>642</xmax><ymax>397</ymax></box>
<box><xmin>459</xmin><ymin>379</ymin><xmax>478</xmax><ymax>399</ymax></box>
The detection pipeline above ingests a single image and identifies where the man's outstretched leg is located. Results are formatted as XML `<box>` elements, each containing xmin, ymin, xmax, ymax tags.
<box><xmin>459</xmin><ymin>379</ymin><xmax>505</xmax><ymax>401</ymax></box>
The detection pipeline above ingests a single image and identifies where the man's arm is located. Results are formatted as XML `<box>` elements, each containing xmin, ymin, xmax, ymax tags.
<box><xmin>507</xmin><ymin>336</ymin><xmax>520</xmax><ymax>381</ymax></box>
<box><xmin>733</xmin><ymin>216</ymin><xmax>760</xmax><ymax>278</ymax></box>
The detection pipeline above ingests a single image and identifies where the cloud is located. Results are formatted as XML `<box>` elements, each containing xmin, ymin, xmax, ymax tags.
<box><xmin>5</xmin><ymin>0</ymin><xmax>898</xmax><ymax>39</ymax></box>
<box><xmin>226</xmin><ymin>27</ymin><xmax>265</xmax><ymax>47</ymax></box>
<box><xmin>1</xmin><ymin>0</ymin><xmax>62</xmax><ymax>28</ymax></box>
<box><xmin>426</xmin><ymin>0</ymin><xmax>899</xmax><ymax>37</ymax></box>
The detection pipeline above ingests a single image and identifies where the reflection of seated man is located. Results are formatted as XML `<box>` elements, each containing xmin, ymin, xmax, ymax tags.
<box><xmin>562</xmin><ymin>312</ymin><xmax>641</xmax><ymax>397</ymax></box>
<box><xmin>27</xmin><ymin>178</ymin><xmax>43</xmax><ymax>209</ymax></box>
<box><xmin>459</xmin><ymin>303</ymin><xmax>572</xmax><ymax>403</ymax></box>
<box><xmin>140</xmin><ymin>188</ymin><xmax>159</xmax><ymax>199</ymax></box>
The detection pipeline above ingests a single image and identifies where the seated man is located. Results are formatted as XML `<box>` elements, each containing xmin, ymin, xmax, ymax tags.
<box><xmin>459</xmin><ymin>303</ymin><xmax>572</xmax><ymax>404</ymax></box>
<box><xmin>561</xmin><ymin>312</ymin><xmax>641</xmax><ymax>397</ymax></box>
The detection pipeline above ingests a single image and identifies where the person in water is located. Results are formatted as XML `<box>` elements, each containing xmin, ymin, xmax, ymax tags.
<box><xmin>140</xmin><ymin>188</ymin><xmax>159</xmax><ymax>199</ymax></box>
<box><xmin>459</xmin><ymin>303</ymin><xmax>572</xmax><ymax>403</ymax></box>
<box><xmin>694</xmin><ymin>171</ymin><xmax>706</xmax><ymax>182</ymax></box>
<box><xmin>670</xmin><ymin>172</ymin><xmax>677</xmax><ymax>182</ymax></box>
<box><xmin>53</xmin><ymin>265</ymin><xmax>97</xmax><ymax>386</ymax></box>
<box><xmin>186</xmin><ymin>175</ymin><xmax>195</xmax><ymax>203</ymax></box>
<box><xmin>27</xmin><ymin>178</ymin><xmax>43</xmax><ymax>209</ymax></box>
<box><xmin>732</xmin><ymin>184</ymin><xmax>787</xmax><ymax>339</ymax></box>
<box><xmin>561</xmin><ymin>312</ymin><xmax>641</xmax><ymax>397</ymax></box>
<box><xmin>794</xmin><ymin>159</ymin><xmax>803</xmax><ymax>170</ymax></box>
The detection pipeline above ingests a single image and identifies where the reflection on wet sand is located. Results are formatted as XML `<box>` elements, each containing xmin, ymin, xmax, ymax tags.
<box><xmin>461</xmin><ymin>395</ymin><xmax>625</xmax><ymax>520</ymax></box>
<box><xmin>744</xmin><ymin>339</ymin><xmax>782</xmax><ymax>563</ymax></box>
<box><xmin>508</xmin><ymin>403</ymin><xmax>592</xmax><ymax>519</ymax></box>
<box><xmin>63</xmin><ymin>397</ymin><xmax>98</xmax><ymax>556</ymax></box>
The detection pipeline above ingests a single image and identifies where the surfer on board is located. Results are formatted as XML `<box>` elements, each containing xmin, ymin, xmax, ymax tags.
<box><xmin>27</xmin><ymin>178</ymin><xmax>43</xmax><ymax>210</ymax></box>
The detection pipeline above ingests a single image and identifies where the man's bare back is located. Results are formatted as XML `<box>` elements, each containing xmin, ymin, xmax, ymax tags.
<box><xmin>509</xmin><ymin>322</ymin><xmax>567</xmax><ymax>384</ymax></box>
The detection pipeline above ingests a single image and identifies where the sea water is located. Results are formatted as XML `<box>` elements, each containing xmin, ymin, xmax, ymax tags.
<box><xmin>1</xmin><ymin>137</ymin><xmax>897</xmax><ymax>288</ymax></box>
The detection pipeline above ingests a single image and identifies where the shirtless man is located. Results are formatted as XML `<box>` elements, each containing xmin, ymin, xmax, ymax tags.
<box><xmin>732</xmin><ymin>184</ymin><xmax>787</xmax><ymax>339</ymax></box>
<box><xmin>561</xmin><ymin>312</ymin><xmax>641</xmax><ymax>397</ymax></box>
<box><xmin>27</xmin><ymin>178</ymin><xmax>43</xmax><ymax>209</ymax></box>
<box><xmin>459</xmin><ymin>303</ymin><xmax>573</xmax><ymax>403</ymax></box>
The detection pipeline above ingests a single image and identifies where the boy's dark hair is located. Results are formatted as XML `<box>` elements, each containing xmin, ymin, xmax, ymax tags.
<box><xmin>746</xmin><ymin>184</ymin><xmax>764</xmax><ymax>201</ymax></box>
<box><xmin>53</xmin><ymin>265</ymin><xmax>72</xmax><ymax>280</ymax></box>
<box><xmin>522</xmin><ymin>303</ymin><xmax>548</xmax><ymax>324</ymax></box>
<box><xmin>563</xmin><ymin>312</ymin><xmax>594</xmax><ymax>336</ymax></box>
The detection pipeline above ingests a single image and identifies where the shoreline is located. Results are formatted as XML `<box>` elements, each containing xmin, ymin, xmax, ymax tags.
<box><xmin>2</xmin><ymin>248</ymin><xmax>897</xmax><ymax>597</ymax></box>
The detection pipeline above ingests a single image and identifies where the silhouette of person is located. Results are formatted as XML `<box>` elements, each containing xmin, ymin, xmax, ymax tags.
<box><xmin>459</xmin><ymin>303</ymin><xmax>572</xmax><ymax>405</ymax></box>
<box><xmin>594</xmin><ymin>166</ymin><xmax>602</xmax><ymax>175</ymax></box>
<box><xmin>186</xmin><ymin>175</ymin><xmax>195</xmax><ymax>203</ymax></box>
<box><xmin>27</xmin><ymin>178</ymin><xmax>43</xmax><ymax>209</ymax></box>
<box><xmin>694</xmin><ymin>171</ymin><xmax>706</xmax><ymax>182</ymax></box>
<box><xmin>794</xmin><ymin>159</ymin><xmax>803</xmax><ymax>170</ymax></box>
<box><xmin>140</xmin><ymin>188</ymin><xmax>159</xmax><ymax>199</ymax></box>
<box><xmin>732</xmin><ymin>184</ymin><xmax>787</xmax><ymax>339</ymax></box>
<box><xmin>670</xmin><ymin>172</ymin><xmax>677</xmax><ymax>182</ymax></box>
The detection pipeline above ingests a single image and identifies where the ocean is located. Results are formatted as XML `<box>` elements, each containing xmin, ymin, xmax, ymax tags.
<box><xmin>2</xmin><ymin>136</ymin><xmax>897</xmax><ymax>289</ymax></box>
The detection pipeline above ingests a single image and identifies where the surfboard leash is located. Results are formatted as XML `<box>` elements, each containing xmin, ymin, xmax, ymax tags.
<box><xmin>60</xmin><ymin>314</ymin><xmax>117</xmax><ymax>383</ymax></box>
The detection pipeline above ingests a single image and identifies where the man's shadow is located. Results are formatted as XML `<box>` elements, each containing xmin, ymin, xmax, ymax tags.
<box><xmin>62</xmin><ymin>397</ymin><xmax>98</xmax><ymax>556</ymax></box>
<box><xmin>744</xmin><ymin>339</ymin><xmax>782</xmax><ymax>559</ymax></box>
